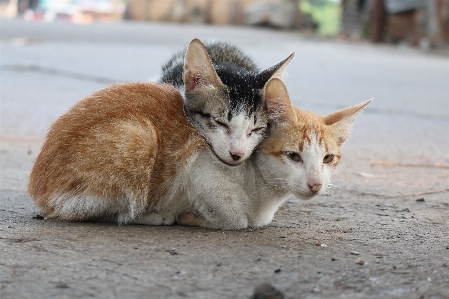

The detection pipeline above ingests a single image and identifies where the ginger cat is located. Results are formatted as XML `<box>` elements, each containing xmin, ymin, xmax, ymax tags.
<box><xmin>28</xmin><ymin>80</ymin><xmax>370</xmax><ymax>230</ymax></box>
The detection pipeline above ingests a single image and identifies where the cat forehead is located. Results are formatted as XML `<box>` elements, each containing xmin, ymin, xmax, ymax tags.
<box><xmin>226</xmin><ymin>110</ymin><xmax>266</xmax><ymax>126</ymax></box>
<box><xmin>265</xmin><ymin>110</ymin><xmax>337</xmax><ymax>153</ymax></box>
<box><xmin>290</xmin><ymin>126</ymin><xmax>328</xmax><ymax>152</ymax></box>
<box><xmin>215</xmin><ymin>66</ymin><xmax>265</xmax><ymax>111</ymax></box>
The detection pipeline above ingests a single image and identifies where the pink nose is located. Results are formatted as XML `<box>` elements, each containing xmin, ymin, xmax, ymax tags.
<box><xmin>308</xmin><ymin>183</ymin><xmax>322</xmax><ymax>193</ymax></box>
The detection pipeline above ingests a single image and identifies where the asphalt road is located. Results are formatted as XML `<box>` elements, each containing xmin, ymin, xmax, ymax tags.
<box><xmin>1</xmin><ymin>19</ymin><xmax>448</xmax><ymax>299</ymax></box>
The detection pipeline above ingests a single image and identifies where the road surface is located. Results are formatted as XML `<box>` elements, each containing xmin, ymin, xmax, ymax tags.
<box><xmin>1</xmin><ymin>19</ymin><xmax>448</xmax><ymax>299</ymax></box>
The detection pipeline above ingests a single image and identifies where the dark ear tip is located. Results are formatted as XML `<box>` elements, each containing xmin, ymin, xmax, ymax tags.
<box><xmin>257</xmin><ymin>53</ymin><xmax>294</xmax><ymax>85</ymax></box>
<box><xmin>285</xmin><ymin>52</ymin><xmax>295</xmax><ymax>62</ymax></box>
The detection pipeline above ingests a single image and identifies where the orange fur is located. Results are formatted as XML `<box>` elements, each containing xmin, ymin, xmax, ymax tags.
<box><xmin>261</xmin><ymin>78</ymin><xmax>371</xmax><ymax>171</ymax></box>
<box><xmin>28</xmin><ymin>78</ymin><xmax>370</xmax><ymax>229</ymax></box>
<box><xmin>28</xmin><ymin>82</ymin><xmax>207</xmax><ymax>220</ymax></box>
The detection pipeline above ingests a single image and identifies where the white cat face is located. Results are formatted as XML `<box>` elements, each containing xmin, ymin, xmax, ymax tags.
<box><xmin>256</xmin><ymin>132</ymin><xmax>337</xmax><ymax>199</ymax></box>
<box><xmin>181</xmin><ymin>39</ymin><xmax>294</xmax><ymax>166</ymax></box>
<box><xmin>207</xmin><ymin>112</ymin><xmax>266</xmax><ymax>165</ymax></box>
<box><xmin>259</xmin><ymin>78</ymin><xmax>371</xmax><ymax>202</ymax></box>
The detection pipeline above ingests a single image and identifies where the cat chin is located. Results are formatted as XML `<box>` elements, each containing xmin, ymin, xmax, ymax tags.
<box><xmin>210</xmin><ymin>148</ymin><xmax>246</xmax><ymax>167</ymax></box>
<box><xmin>201</xmin><ymin>136</ymin><xmax>246</xmax><ymax>167</ymax></box>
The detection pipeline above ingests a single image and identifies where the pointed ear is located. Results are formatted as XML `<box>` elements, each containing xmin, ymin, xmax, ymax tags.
<box><xmin>182</xmin><ymin>38</ymin><xmax>223</xmax><ymax>93</ymax></box>
<box><xmin>257</xmin><ymin>52</ymin><xmax>295</xmax><ymax>87</ymax></box>
<box><xmin>264</xmin><ymin>78</ymin><xmax>296</xmax><ymax>123</ymax></box>
<box><xmin>325</xmin><ymin>99</ymin><xmax>372</xmax><ymax>145</ymax></box>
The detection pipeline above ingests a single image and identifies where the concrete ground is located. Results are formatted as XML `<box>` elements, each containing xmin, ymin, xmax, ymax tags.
<box><xmin>1</xmin><ymin>19</ymin><xmax>448</xmax><ymax>299</ymax></box>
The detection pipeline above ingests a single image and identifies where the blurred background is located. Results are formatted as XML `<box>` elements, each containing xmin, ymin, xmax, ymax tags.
<box><xmin>1</xmin><ymin>0</ymin><xmax>448</xmax><ymax>49</ymax></box>
<box><xmin>1</xmin><ymin>0</ymin><xmax>448</xmax><ymax>167</ymax></box>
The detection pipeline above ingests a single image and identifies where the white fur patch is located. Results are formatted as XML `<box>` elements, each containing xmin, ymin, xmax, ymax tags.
<box><xmin>208</xmin><ymin>112</ymin><xmax>263</xmax><ymax>165</ymax></box>
<box><xmin>48</xmin><ymin>193</ymin><xmax>145</xmax><ymax>224</ymax></box>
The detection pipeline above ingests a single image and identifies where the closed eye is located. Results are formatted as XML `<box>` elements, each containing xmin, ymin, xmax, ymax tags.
<box><xmin>192</xmin><ymin>110</ymin><xmax>211</xmax><ymax>118</ymax></box>
<box><xmin>248</xmin><ymin>126</ymin><xmax>266</xmax><ymax>136</ymax></box>
<box><xmin>286</xmin><ymin>152</ymin><xmax>301</xmax><ymax>162</ymax></box>
<box><xmin>252</xmin><ymin>126</ymin><xmax>266</xmax><ymax>134</ymax></box>
<box><xmin>213</xmin><ymin>119</ymin><xmax>229</xmax><ymax>129</ymax></box>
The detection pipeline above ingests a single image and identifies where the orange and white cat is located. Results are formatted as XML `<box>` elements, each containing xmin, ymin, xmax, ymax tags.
<box><xmin>28</xmin><ymin>80</ymin><xmax>370</xmax><ymax>230</ymax></box>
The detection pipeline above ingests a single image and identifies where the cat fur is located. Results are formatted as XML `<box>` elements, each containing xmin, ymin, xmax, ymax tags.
<box><xmin>161</xmin><ymin>38</ymin><xmax>294</xmax><ymax>165</ymax></box>
<box><xmin>28</xmin><ymin>80</ymin><xmax>371</xmax><ymax>230</ymax></box>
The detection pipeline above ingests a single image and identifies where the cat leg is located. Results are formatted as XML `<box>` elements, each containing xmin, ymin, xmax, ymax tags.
<box><xmin>132</xmin><ymin>211</ymin><xmax>176</xmax><ymax>226</ymax></box>
<box><xmin>188</xmin><ymin>189</ymin><xmax>249</xmax><ymax>230</ymax></box>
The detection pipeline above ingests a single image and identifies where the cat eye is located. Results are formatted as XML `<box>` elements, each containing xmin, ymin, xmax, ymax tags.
<box><xmin>193</xmin><ymin>111</ymin><xmax>211</xmax><ymax>118</ymax></box>
<box><xmin>213</xmin><ymin>119</ymin><xmax>229</xmax><ymax>129</ymax></box>
<box><xmin>252</xmin><ymin>127</ymin><xmax>266</xmax><ymax>134</ymax></box>
<box><xmin>323</xmin><ymin>154</ymin><xmax>334</xmax><ymax>163</ymax></box>
<box><xmin>286</xmin><ymin>152</ymin><xmax>301</xmax><ymax>162</ymax></box>
<box><xmin>248</xmin><ymin>127</ymin><xmax>266</xmax><ymax>136</ymax></box>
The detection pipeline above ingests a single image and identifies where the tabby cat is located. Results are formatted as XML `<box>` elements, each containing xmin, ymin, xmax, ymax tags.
<box><xmin>160</xmin><ymin>38</ymin><xmax>294</xmax><ymax>165</ymax></box>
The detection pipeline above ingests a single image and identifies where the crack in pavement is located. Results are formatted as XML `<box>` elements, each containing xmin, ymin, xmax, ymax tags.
<box><xmin>1</xmin><ymin>64</ymin><xmax>120</xmax><ymax>85</ymax></box>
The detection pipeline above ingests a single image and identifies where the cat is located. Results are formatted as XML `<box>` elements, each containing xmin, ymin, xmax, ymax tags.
<box><xmin>28</xmin><ymin>80</ymin><xmax>371</xmax><ymax>230</ymax></box>
<box><xmin>160</xmin><ymin>38</ymin><xmax>294</xmax><ymax>165</ymax></box>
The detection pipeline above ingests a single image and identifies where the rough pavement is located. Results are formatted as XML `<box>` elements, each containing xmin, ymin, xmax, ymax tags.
<box><xmin>1</xmin><ymin>20</ymin><xmax>448</xmax><ymax>299</ymax></box>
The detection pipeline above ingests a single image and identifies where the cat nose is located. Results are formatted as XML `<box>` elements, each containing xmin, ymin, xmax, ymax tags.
<box><xmin>230</xmin><ymin>153</ymin><xmax>242</xmax><ymax>161</ymax></box>
<box><xmin>308</xmin><ymin>183</ymin><xmax>322</xmax><ymax>193</ymax></box>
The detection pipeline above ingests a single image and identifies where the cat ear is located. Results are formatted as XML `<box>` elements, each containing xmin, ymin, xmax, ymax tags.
<box><xmin>182</xmin><ymin>38</ymin><xmax>224</xmax><ymax>93</ymax></box>
<box><xmin>325</xmin><ymin>99</ymin><xmax>372</xmax><ymax>145</ymax></box>
<box><xmin>257</xmin><ymin>52</ymin><xmax>295</xmax><ymax>86</ymax></box>
<box><xmin>264</xmin><ymin>78</ymin><xmax>296</xmax><ymax>123</ymax></box>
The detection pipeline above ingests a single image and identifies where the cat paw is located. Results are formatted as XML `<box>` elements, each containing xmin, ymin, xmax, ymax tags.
<box><xmin>178</xmin><ymin>213</ymin><xmax>195</xmax><ymax>226</ymax></box>
<box><xmin>42</xmin><ymin>210</ymin><xmax>59</xmax><ymax>219</ymax></box>
<box><xmin>178</xmin><ymin>213</ymin><xmax>205</xmax><ymax>227</ymax></box>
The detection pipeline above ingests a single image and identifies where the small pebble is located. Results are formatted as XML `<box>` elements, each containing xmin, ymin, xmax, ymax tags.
<box><xmin>250</xmin><ymin>283</ymin><xmax>284</xmax><ymax>299</ymax></box>
<box><xmin>350</xmin><ymin>251</ymin><xmax>360</xmax><ymax>255</ymax></box>
<box><xmin>355</xmin><ymin>257</ymin><xmax>365</xmax><ymax>265</ymax></box>
<box><xmin>55</xmin><ymin>283</ymin><xmax>69</xmax><ymax>289</ymax></box>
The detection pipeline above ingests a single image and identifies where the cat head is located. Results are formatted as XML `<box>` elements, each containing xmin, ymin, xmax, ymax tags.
<box><xmin>257</xmin><ymin>78</ymin><xmax>371</xmax><ymax>199</ymax></box>
<box><xmin>182</xmin><ymin>38</ymin><xmax>294</xmax><ymax>166</ymax></box>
